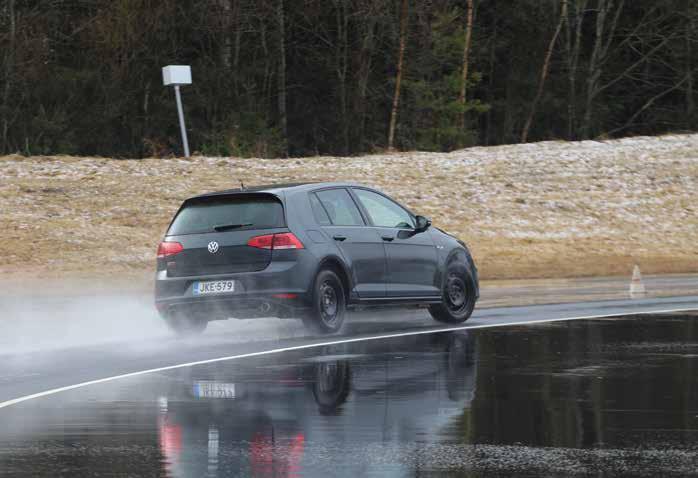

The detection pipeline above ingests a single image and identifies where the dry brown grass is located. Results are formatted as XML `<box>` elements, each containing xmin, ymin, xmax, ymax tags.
<box><xmin>1</xmin><ymin>134</ymin><xmax>697</xmax><ymax>283</ymax></box>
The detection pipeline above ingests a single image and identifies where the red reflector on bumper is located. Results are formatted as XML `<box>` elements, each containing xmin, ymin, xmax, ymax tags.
<box><xmin>272</xmin><ymin>293</ymin><xmax>298</xmax><ymax>299</ymax></box>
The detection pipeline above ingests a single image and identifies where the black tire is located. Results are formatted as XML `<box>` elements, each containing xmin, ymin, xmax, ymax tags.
<box><xmin>162</xmin><ymin>309</ymin><xmax>208</xmax><ymax>337</ymax></box>
<box><xmin>302</xmin><ymin>269</ymin><xmax>346</xmax><ymax>334</ymax></box>
<box><xmin>428</xmin><ymin>263</ymin><xmax>477</xmax><ymax>324</ymax></box>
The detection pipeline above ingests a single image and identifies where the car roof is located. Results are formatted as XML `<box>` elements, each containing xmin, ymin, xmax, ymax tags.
<box><xmin>190</xmin><ymin>181</ymin><xmax>368</xmax><ymax>199</ymax></box>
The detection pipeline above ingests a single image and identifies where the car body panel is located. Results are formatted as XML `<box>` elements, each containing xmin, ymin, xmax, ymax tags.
<box><xmin>376</xmin><ymin>227</ymin><xmax>440</xmax><ymax>298</ymax></box>
<box><xmin>318</xmin><ymin>225</ymin><xmax>388</xmax><ymax>299</ymax></box>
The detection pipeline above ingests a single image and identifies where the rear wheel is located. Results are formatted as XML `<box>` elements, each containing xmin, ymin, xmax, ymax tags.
<box><xmin>302</xmin><ymin>269</ymin><xmax>346</xmax><ymax>334</ymax></box>
<box><xmin>428</xmin><ymin>264</ymin><xmax>476</xmax><ymax>324</ymax></box>
<box><xmin>162</xmin><ymin>309</ymin><xmax>208</xmax><ymax>337</ymax></box>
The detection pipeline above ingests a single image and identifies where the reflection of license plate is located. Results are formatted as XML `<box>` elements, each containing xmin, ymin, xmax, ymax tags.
<box><xmin>193</xmin><ymin>380</ymin><xmax>235</xmax><ymax>398</ymax></box>
<box><xmin>192</xmin><ymin>280</ymin><xmax>235</xmax><ymax>295</ymax></box>
<box><xmin>193</xmin><ymin>381</ymin><xmax>236</xmax><ymax>399</ymax></box>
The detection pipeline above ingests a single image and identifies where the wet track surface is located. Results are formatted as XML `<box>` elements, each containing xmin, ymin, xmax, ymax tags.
<box><xmin>0</xmin><ymin>296</ymin><xmax>697</xmax><ymax>406</ymax></box>
<box><xmin>2</xmin><ymin>311</ymin><xmax>698</xmax><ymax>476</ymax></box>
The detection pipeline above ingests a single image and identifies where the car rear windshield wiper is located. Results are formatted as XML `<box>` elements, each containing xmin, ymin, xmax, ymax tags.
<box><xmin>213</xmin><ymin>223</ymin><xmax>253</xmax><ymax>232</ymax></box>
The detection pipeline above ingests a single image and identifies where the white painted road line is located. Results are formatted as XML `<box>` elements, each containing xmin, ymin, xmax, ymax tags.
<box><xmin>0</xmin><ymin>307</ymin><xmax>696</xmax><ymax>411</ymax></box>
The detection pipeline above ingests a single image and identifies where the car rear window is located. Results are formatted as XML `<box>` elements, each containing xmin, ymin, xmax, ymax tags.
<box><xmin>168</xmin><ymin>195</ymin><xmax>285</xmax><ymax>235</ymax></box>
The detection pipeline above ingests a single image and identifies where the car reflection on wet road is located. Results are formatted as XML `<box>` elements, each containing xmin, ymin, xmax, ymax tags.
<box><xmin>149</xmin><ymin>331</ymin><xmax>477</xmax><ymax>477</ymax></box>
<box><xmin>1</xmin><ymin>314</ymin><xmax>698</xmax><ymax>477</ymax></box>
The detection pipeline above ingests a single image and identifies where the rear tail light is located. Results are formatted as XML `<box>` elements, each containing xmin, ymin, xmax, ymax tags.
<box><xmin>157</xmin><ymin>241</ymin><xmax>183</xmax><ymax>258</ymax></box>
<box><xmin>246</xmin><ymin>234</ymin><xmax>274</xmax><ymax>249</ymax></box>
<box><xmin>247</xmin><ymin>233</ymin><xmax>304</xmax><ymax>250</ymax></box>
<box><xmin>272</xmin><ymin>233</ymin><xmax>304</xmax><ymax>250</ymax></box>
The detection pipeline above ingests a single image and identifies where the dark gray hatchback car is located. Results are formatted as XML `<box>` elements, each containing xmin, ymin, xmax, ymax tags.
<box><xmin>155</xmin><ymin>182</ymin><xmax>478</xmax><ymax>335</ymax></box>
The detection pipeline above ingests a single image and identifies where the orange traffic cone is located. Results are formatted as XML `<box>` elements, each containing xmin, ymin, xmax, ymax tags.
<box><xmin>629</xmin><ymin>264</ymin><xmax>646</xmax><ymax>299</ymax></box>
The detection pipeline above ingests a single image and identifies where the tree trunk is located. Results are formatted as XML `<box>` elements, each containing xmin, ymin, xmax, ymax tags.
<box><xmin>503</xmin><ymin>55</ymin><xmax>516</xmax><ymax>142</ymax></box>
<box><xmin>485</xmin><ymin>20</ymin><xmax>497</xmax><ymax>145</ymax></box>
<box><xmin>581</xmin><ymin>0</ymin><xmax>625</xmax><ymax>139</ymax></box>
<box><xmin>458</xmin><ymin>0</ymin><xmax>474</xmax><ymax>128</ymax></box>
<box><xmin>232</xmin><ymin>2</ymin><xmax>241</xmax><ymax>98</ymax></box>
<box><xmin>234</xmin><ymin>19</ymin><xmax>241</xmax><ymax>73</ymax></box>
<box><xmin>581</xmin><ymin>0</ymin><xmax>609</xmax><ymax>139</ymax></box>
<box><xmin>356</xmin><ymin>5</ymin><xmax>377</xmax><ymax>150</ymax></box>
<box><xmin>2</xmin><ymin>0</ymin><xmax>16</xmax><ymax>154</ymax></box>
<box><xmin>686</xmin><ymin>11</ymin><xmax>695</xmax><ymax>124</ymax></box>
<box><xmin>260</xmin><ymin>20</ymin><xmax>272</xmax><ymax>110</ymax></box>
<box><xmin>276</xmin><ymin>0</ymin><xmax>288</xmax><ymax>157</ymax></box>
<box><xmin>334</xmin><ymin>0</ymin><xmax>349</xmax><ymax>155</ymax></box>
<box><xmin>565</xmin><ymin>0</ymin><xmax>587</xmax><ymax>140</ymax></box>
<box><xmin>219</xmin><ymin>0</ymin><xmax>232</xmax><ymax>69</ymax></box>
<box><xmin>387</xmin><ymin>0</ymin><xmax>408</xmax><ymax>151</ymax></box>
<box><xmin>521</xmin><ymin>0</ymin><xmax>567</xmax><ymax>143</ymax></box>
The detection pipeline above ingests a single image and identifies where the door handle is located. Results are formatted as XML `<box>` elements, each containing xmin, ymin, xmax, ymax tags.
<box><xmin>333</xmin><ymin>235</ymin><xmax>347</xmax><ymax>241</ymax></box>
<box><xmin>381</xmin><ymin>235</ymin><xmax>395</xmax><ymax>242</ymax></box>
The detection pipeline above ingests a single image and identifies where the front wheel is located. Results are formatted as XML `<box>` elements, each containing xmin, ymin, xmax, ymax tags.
<box><xmin>162</xmin><ymin>310</ymin><xmax>208</xmax><ymax>337</ymax></box>
<box><xmin>302</xmin><ymin>269</ymin><xmax>346</xmax><ymax>334</ymax></box>
<box><xmin>428</xmin><ymin>265</ymin><xmax>477</xmax><ymax>324</ymax></box>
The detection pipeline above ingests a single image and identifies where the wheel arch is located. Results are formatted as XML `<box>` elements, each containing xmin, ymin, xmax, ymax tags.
<box><xmin>315</xmin><ymin>255</ymin><xmax>353</xmax><ymax>299</ymax></box>
<box><xmin>444</xmin><ymin>246</ymin><xmax>479</xmax><ymax>299</ymax></box>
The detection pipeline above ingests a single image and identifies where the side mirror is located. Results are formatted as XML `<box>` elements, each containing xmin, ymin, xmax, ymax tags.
<box><xmin>414</xmin><ymin>215</ymin><xmax>431</xmax><ymax>233</ymax></box>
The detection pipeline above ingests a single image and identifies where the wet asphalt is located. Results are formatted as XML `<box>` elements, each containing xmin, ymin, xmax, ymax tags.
<box><xmin>0</xmin><ymin>296</ymin><xmax>697</xmax><ymax>405</ymax></box>
<box><xmin>1</xmin><ymin>310</ymin><xmax>698</xmax><ymax>476</ymax></box>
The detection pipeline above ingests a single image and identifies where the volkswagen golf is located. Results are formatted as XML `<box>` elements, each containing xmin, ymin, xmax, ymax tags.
<box><xmin>154</xmin><ymin>182</ymin><xmax>478</xmax><ymax>335</ymax></box>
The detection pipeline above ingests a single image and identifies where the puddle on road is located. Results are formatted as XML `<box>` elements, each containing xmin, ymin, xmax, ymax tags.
<box><xmin>1</xmin><ymin>314</ymin><xmax>697</xmax><ymax>477</ymax></box>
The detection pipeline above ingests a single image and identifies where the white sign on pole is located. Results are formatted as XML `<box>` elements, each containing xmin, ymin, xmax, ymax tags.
<box><xmin>162</xmin><ymin>65</ymin><xmax>192</xmax><ymax>86</ymax></box>
<box><xmin>162</xmin><ymin>65</ymin><xmax>192</xmax><ymax>158</ymax></box>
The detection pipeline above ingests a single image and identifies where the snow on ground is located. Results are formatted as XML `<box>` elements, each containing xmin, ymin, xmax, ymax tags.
<box><xmin>0</xmin><ymin>134</ymin><xmax>696</xmax><ymax>281</ymax></box>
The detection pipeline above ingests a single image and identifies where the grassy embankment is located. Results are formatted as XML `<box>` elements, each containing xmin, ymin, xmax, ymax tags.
<box><xmin>1</xmin><ymin>134</ymin><xmax>696</xmax><ymax>288</ymax></box>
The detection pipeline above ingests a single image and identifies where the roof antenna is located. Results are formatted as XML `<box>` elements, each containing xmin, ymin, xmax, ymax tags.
<box><xmin>240</xmin><ymin>180</ymin><xmax>246</xmax><ymax>190</ymax></box>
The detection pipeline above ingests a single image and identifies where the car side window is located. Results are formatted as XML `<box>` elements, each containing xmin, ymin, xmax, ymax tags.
<box><xmin>315</xmin><ymin>189</ymin><xmax>365</xmax><ymax>226</ymax></box>
<box><xmin>309</xmin><ymin>193</ymin><xmax>332</xmax><ymax>226</ymax></box>
<box><xmin>353</xmin><ymin>189</ymin><xmax>414</xmax><ymax>229</ymax></box>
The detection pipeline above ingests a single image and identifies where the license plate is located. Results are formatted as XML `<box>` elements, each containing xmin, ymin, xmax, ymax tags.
<box><xmin>193</xmin><ymin>381</ymin><xmax>236</xmax><ymax>399</ymax></box>
<box><xmin>192</xmin><ymin>280</ymin><xmax>235</xmax><ymax>295</ymax></box>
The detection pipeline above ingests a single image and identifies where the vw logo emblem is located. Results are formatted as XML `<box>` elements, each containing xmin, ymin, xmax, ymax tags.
<box><xmin>207</xmin><ymin>241</ymin><xmax>219</xmax><ymax>254</ymax></box>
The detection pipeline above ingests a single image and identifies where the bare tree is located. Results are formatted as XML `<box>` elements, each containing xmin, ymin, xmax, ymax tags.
<box><xmin>387</xmin><ymin>0</ymin><xmax>408</xmax><ymax>151</ymax></box>
<box><xmin>580</xmin><ymin>0</ymin><xmax>625</xmax><ymax>139</ymax></box>
<box><xmin>564</xmin><ymin>0</ymin><xmax>587</xmax><ymax>140</ymax></box>
<box><xmin>581</xmin><ymin>0</ymin><xmax>623</xmax><ymax>139</ymax></box>
<box><xmin>218</xmin><ymin>0</ymin><xmax>233</xmax><ymax>69</ymax></box>
<box><xmin>277</xmin><ymin>0</ymin><xmax>288</xmax><ymax>156</ymax></box>
<box><xmin>484</xmin><ymin>18</ymin><xmax>497</xmax><ymax>145</ymax></box>
<box><xmin>2</xmin><ymin>0</ymin><xmax>16</xmax><ymax>153</ymax></box>
<box><xmin>333</xmin><ymin>0</ymin><xmax>350</xmax><ymax>155</ymax></box>
<box><xmin>521</xmin><ymin>0</ymin><xmax>568</xmax><ymax>143</ymax></box>
<box><xmin>581</xmin><ymin>0</ymin><xmax>683</xmax><ymax>138</ymax></box>
<box><xmin>354</xmin><ymin>0</ymin><xmax>378</xmax><ymax>150</ymax></box>
<box><xmin>458</xmin><ymin>0</ymin><xmax>474</xmax><ymax>128</ymax></box>
<box><xmin>685</xmin><ymin>5</ymin><xmax>696</xmax><ymax>123</ymax></box>
<box><xmin>607</xmin><ymin>76</ymin><xmax>690</xmax><ymax>136</ymax></box>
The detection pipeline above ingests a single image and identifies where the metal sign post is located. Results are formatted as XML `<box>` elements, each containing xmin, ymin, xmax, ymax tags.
<box><xmin>162</xmin><ymin>65</ymin><xmax>192</xmax><ymax>158</ymax></box>
<box><xmin>173</xmin><ymin>85</ymin><xmax>190</xmax><ymax>158</ymax></box>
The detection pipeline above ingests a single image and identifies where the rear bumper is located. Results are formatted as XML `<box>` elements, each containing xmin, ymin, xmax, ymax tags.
<box><xmin>157</xmin><ymin>294</ymin><xmax>310</xmax><ymax>320</ymax></box>
<box><xmin>154</xmin><ymin>258</ymin><xmax>314</xmax><ymax>320</ymax></box>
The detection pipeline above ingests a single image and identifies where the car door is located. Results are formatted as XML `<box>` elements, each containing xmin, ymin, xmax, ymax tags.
<box><xmin>312</xmin><ymin>188</ymin><xmax>388</xmax><ymax>299</ymax></box>
<box><xmin>351</xmin><ymin>188</ymin><xmax>440</xmax><ymax>298</ymax></box>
